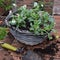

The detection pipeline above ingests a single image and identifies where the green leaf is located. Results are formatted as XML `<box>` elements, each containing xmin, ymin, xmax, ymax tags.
<box><xmin>9</xmin><ymin>19</ymin><xmax>16</xmax><ymax>25</ymax></box>
<box><xmin>48</xmin><ymin>33</ymin><xmax>53</xmax><ymax>40</ymax></box>
<box><xmin>0</xmin><ymin>27</ymin><xmax>8</xmax><ymax>40</ymax></box>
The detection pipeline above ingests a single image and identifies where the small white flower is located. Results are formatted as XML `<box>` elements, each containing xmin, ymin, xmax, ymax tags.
<box><xmin>13</xmin><ymin>3</ymin><xmax>17</xmax><ymax>7</ymax></box>
<box><xmin>41</xmin><ymin>4</ymin><xmax>44</xmax><ymax>7</ymax></box>
<box><xmin>54</xmin><ymin>22</ymin><xmax>56</xmax><ymax>25</ymax></box>
<box><xmin>16</xmin><ymin>14</ymin><xmax>19</xmax><ymax>16</ymax></box>
<box><xmin>9</xmin><ymin>10</ymin><xmax>12</xmax><ymax>15</ymax></box>
<box><xmin>34</xmin><ymin>2</ymin><xmax>38</xmax><ymax>7</ymax></box>
<box><xmin>22</xmin><ymin>5</ymin><xmax>27</xmax><ymax>9</ymax></box>
<box><xmin>9</xmin><ymin>10</ymin><xmax>12</xmax><ymax>14</ymax></box>
<box><xmin>11</xmin><ymin>19</ymin><xmax>16</xmax><ymax>25</ymax></box>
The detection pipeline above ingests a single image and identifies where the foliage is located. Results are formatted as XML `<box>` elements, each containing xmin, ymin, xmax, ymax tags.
<box><xmin>0</xmin><ymin>0</ymin><xmax>12</xmax><ymax>11</ymax></box>
<box><xmin>33</xmin><ymin>1</ymin><xmax>44</xmax><ymax>11</ymax></box>
<box><xmin>9</xmin><ymin>2</ymin><xmax>55</xmax><ymax>39</ymax></box>
<box><xmin>0</xmin><ymin>27</ymin><xmax>8</xmax><ymax>40</ymax></box>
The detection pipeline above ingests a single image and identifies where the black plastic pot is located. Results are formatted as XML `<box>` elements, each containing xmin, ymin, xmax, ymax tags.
<box><xmin>5</xmin><ymin>11</ymin><xmax>48</xmax><ymax>46</ymax></box>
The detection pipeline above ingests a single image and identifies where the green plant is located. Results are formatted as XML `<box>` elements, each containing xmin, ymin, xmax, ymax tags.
<box><xmin>0</xmin><ymin>0</ymin><xmax>12</xmax><ymax>11</ymax></box>
<box><xmin>9</xmin><ymin>2</ymin><xmax>55</xmax><ymax>40</ymax></box>
<box><xmin>33</xmin><ymin>1</ymin><xmax>44</xmax><ymax>11</ymax></box>
<box><xmin>0</xmin><ymin>27</ymin><xmax>8</xmax><ymax>40</ymax></box>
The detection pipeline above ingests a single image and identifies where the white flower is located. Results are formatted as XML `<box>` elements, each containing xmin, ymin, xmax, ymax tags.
<box><xmin>9</xmin><ymin>10</ymin><xmax>12</xmax><ymax>14</ymax></box>
<box><xmin>54</xmin><ymin>22</ymin><xmax>56</xmax><ymax>25</ymax></box>
<box><xmin>16</xmin><ymin>14</ymin><xmax>19</xmax><ymax>16</ymax></box>
<box><xmin>11</xmin><ymin>19</ymin><xmax>16</xmax><ymax>25</ymax></box>
<box><xmin>34</xmin><ymin>2</ymin><xmax>38</xmax><ymax>7</ymax></box>
<box><xmin>13</xmin><ymin>3</ymin><xmax>17</xmax><ymax>7</ymax></box>
<box><xmin>22</xmin><ymin>5</ymin><xmax>27</xmax><ymax>9</ymax></box>
<box><xmin>41</xmin><ymin>4</ymin><xmax>44</xmax><ymax>7</ymax></box>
